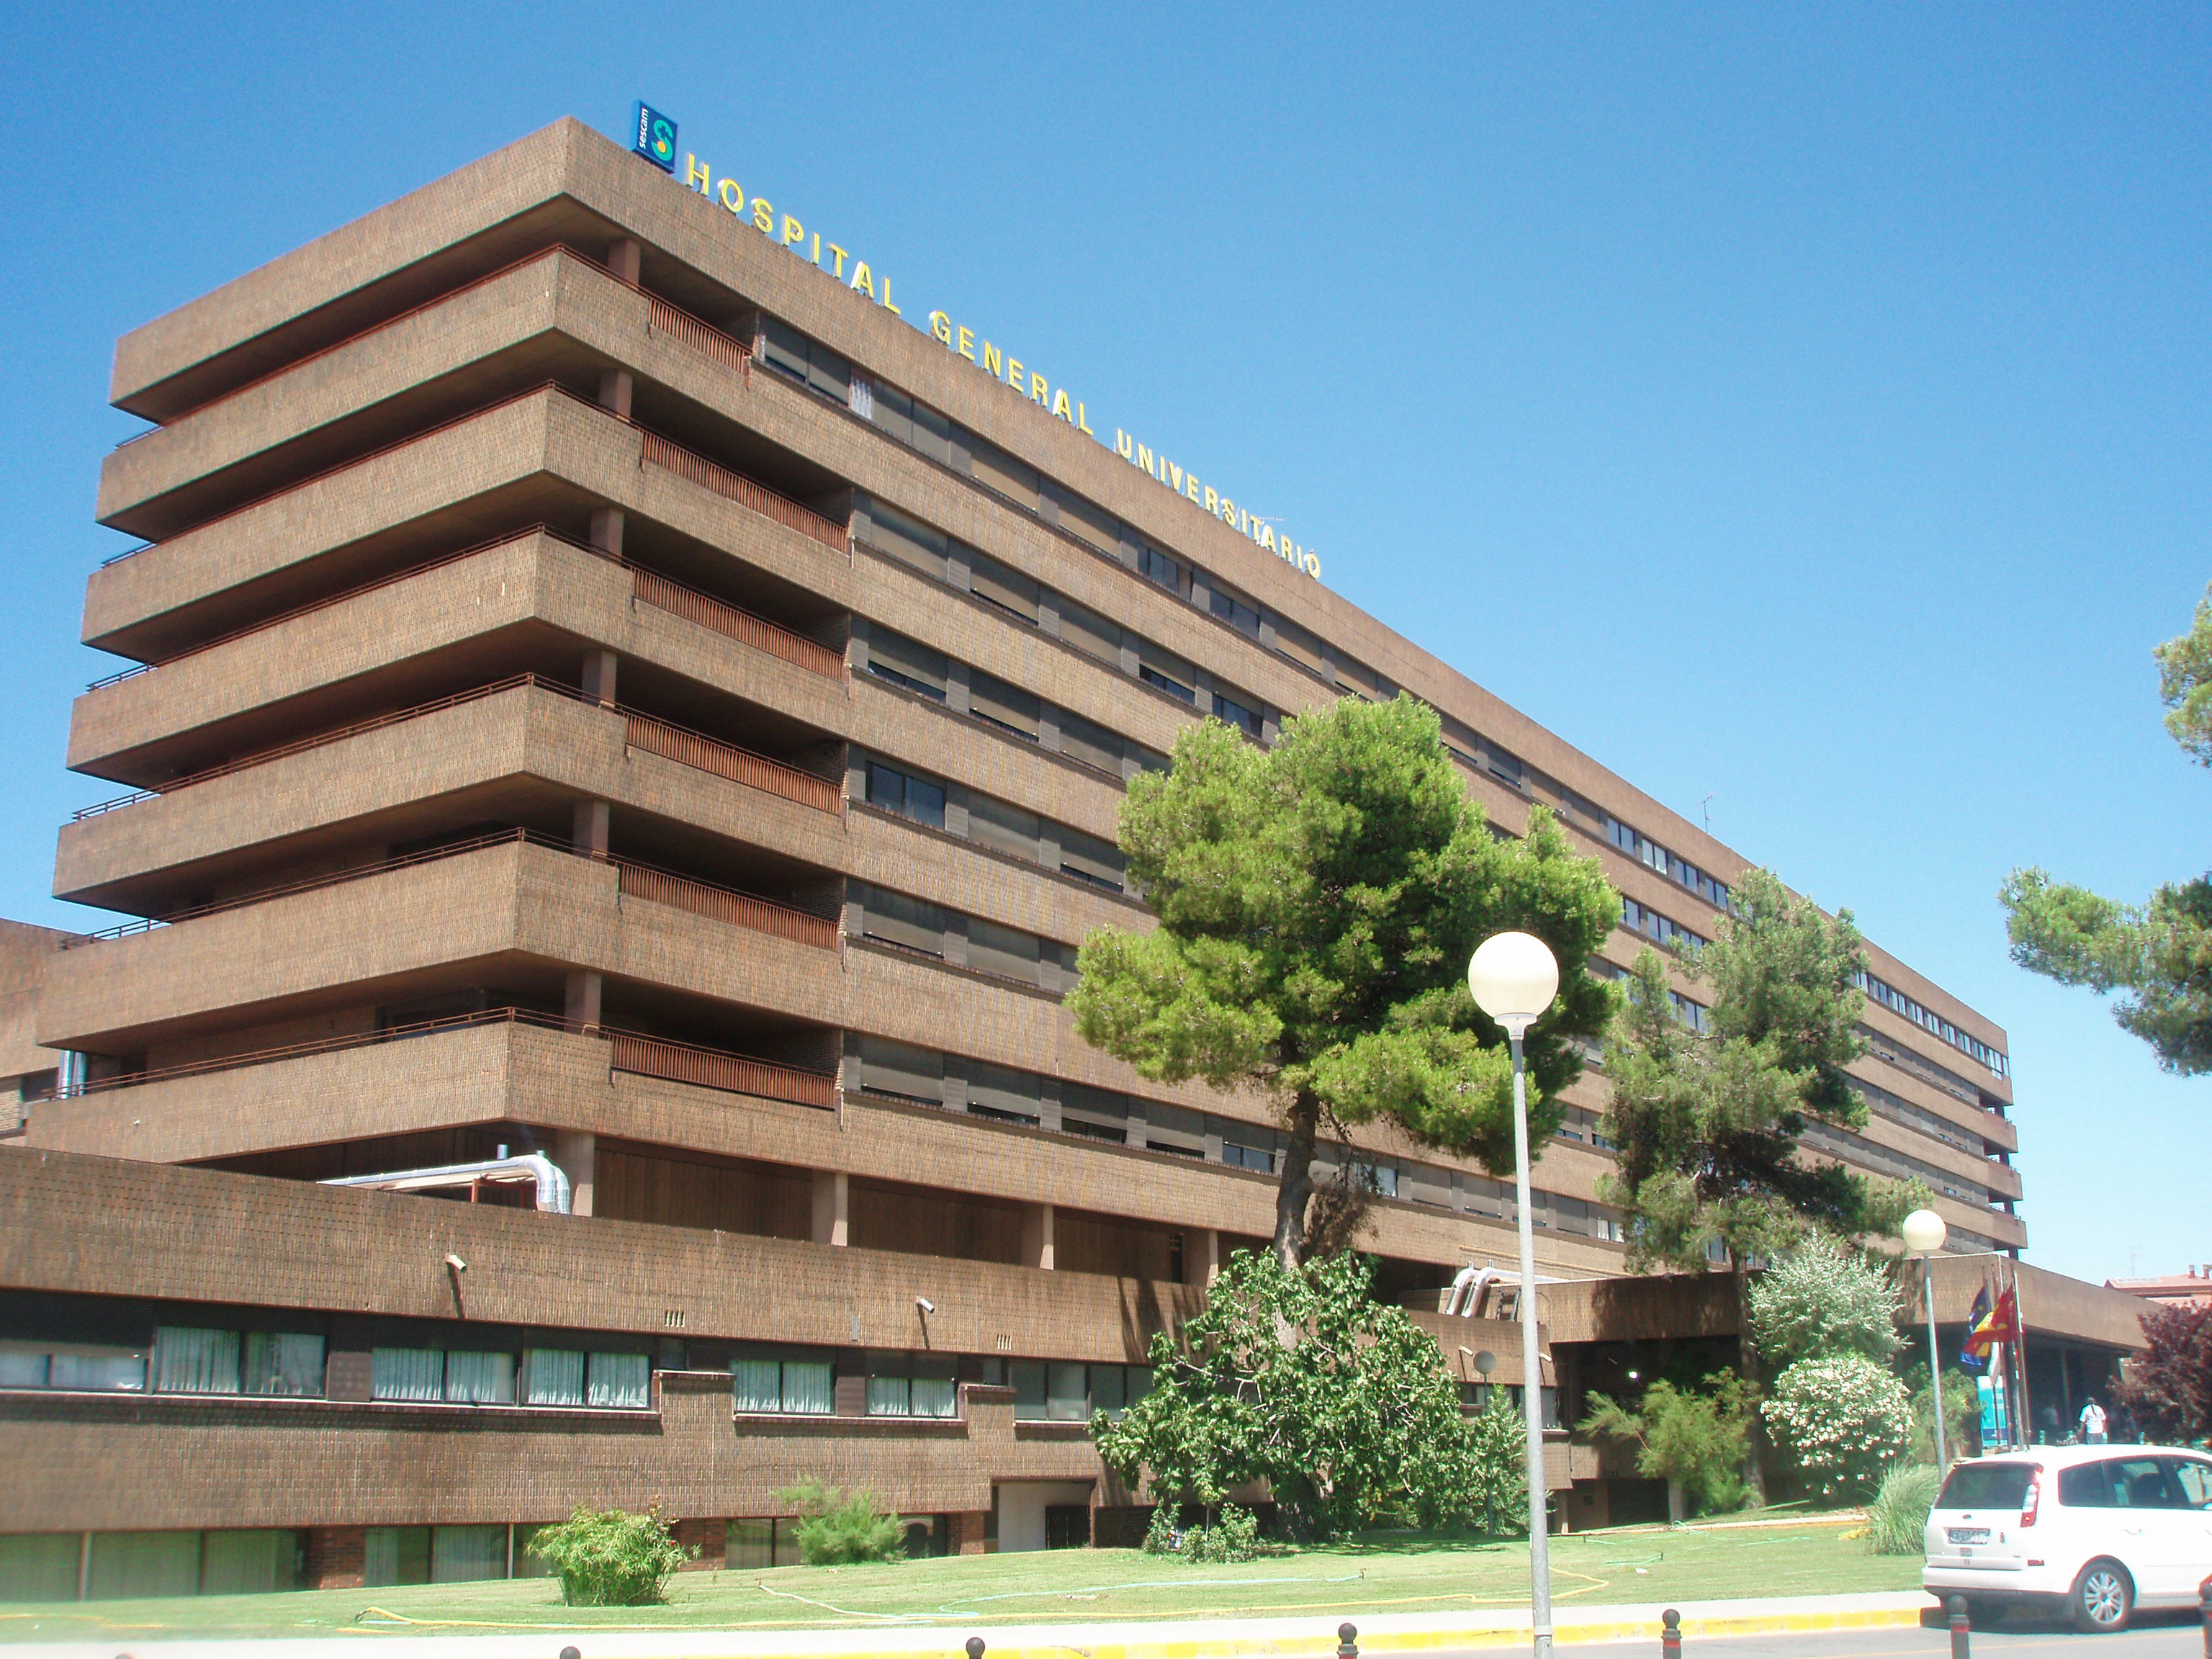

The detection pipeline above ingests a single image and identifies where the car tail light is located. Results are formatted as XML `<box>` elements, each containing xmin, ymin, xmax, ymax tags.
<box><xmin>2020</xmin><ymin>1465</ymin><xmax>2043</xmax><ymax>1528</ymax></box>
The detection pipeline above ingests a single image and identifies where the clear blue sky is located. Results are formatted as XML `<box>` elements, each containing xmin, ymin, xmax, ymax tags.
<box><xmin>1</xmin><ymin>4</ymin><xmax>2203</xmax><ymax>1286</ymax></box>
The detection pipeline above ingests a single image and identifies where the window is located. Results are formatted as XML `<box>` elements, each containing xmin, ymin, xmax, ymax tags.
<box><xmin>856</xmin><ymin>497</ymin><xmax>953</xmax><ymax>582</ymax></box>
<box><xmin>966</xmin><ymin>1061</ymin><xmax>1042</xmax><ymax>1125</ymax></box>
<box><xmin>1222</xmin><ymin>1138</ymin><xmax>1274</xmax><ymax>1174</ymax></box>
<box><xmin>1056</xmin><ymin>710</ymin><xmax>1124</xmax><ymax>774</ymax></box>
<box><xmin>1058</xmin><ymin>827</ymin><xmax>1126</xmax><ymax>893</ymax></box>
<box><xmin>732</xmin><ymin>1354</ymin><xmax>835</xmax><ymax>1414</ymax></box>
<box><xmin>968</xmin><ymin>671</ymin><xmax>1040</xmax><ymax>741</ymax></box>
<box><xmin>1136</xmin><ymin>642</ymin><xmax>1197</xmax><ymax>704</ymax></box>
<box><xmin>0</xmin><ymin>1341</ymin><xmax>145</xmax><ymax>1391</ymax></box>
<box><xmin>524</xmin><ymin>1348</ymin><xmax>586</xmax><ymax>1406</ymax></box>
<box><xmin>967</xmin><ymin>551</ymin><xmax>1039</xmax><ymax>621</ymax></box>
<box><xmin>865</xmin><ymin>629</ymin><xmax>949</xmax><ymax>701</ymax></box>
<box><xmin>1138</xmin><ymin>665</ymin><xmax>1195</xmax><ymax>703</ymax></box>
<box><xmin>1055</xmin><ymin>598</ymin><xmax>1122</xmax><ymax>665</ymax></box>
<box><xmin>966</xmin><ymin>917</ymin><xmax>1043</xmax><ymax>986</ymax></box>
<box><xmin>1061</xmin><ymin>1082</ymin><xmax>1128</xmax><ymax>1142</ymax></box>
<box><xmin>968</xmin><ymin>436</ymin><xmax>1042</xmax><ymax>511</ymax></box>
<box><xmin>866</xmin><ymin>1354</ymin><xmax>958</xmax><ymax>1418</ymax></box>
<box><xmin>855</xmin><ymin>884</ymin><xmax>946</xmax><ymax>958</ymax></box>
<box><xmin>968</xmin><ymin>794</ymin><xmax>1042</xmax><ymax>863</ymax></box>
<box><xmin>760</xmin><ymin>318</ymin><xmax>851</xmax><ymax>403</ymax></box>
<box><xmin>443</xmin><ymin>1350</ymin><xmax>514</xmax><ymax>1405</ymax></box>
<box><xmin>153</xmin><ymin>1327</ymin><xmax>240</xmax><ymax>1394</ymax></box>
<box><xmin>1138</xmin><ymin>544</ymin><xmax>1183</xmax><ymax>594</ymax></box>
<box><xmin>1939</xmin><ymin>1462</ymin><xmax>2036</xmax><ymax>1510</ymax></box>
<box><xmin>858</xmin><ymin>1035</ymin><xmax>943</xmax><ymax>1106</ymax></box>
<box><xmin>866</xmin><ymin>760</ymin><xmax>946</xmax><ymax>830</ymax></box>
<box><xmin>371</xmin><ymin>1348</ymin><xmax>445</xmax><ymax>1403</ymax></box>
<box><xmin>588</xmin><ymin>1352</ymin><xmax>650</xmax><ymax>1409</ymax></box>
<box><xmin>2169</xmin><ymin>1459</ymin><xmax>2212</xmax><ymax>1509</ymax></box>
<box><xmin>1208</xmin><ymin>585</ymin><xmax>1261</xmax><ymax>638</ymax></box>
<box><xmin>1213</xmin><ymin>689</ymin><xmax>1262</xmax><ymax>739</ymax></box>
<box><xmin>1010</xmin><ymin>1361</ymin><xmax>1152</xmax><ymax>1421</ymax></box>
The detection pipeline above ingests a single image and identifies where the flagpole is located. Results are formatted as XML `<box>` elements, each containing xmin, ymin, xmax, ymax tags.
<box><xmin>2009</xmin><ymin>1257</ymin><xmax>2034</xmax><ymax>1445</ymax></box>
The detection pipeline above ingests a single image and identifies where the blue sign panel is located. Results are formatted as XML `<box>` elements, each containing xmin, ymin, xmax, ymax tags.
<box><xmin>633</xmin><ymin>102</ymin><xmax>677</xmax><ymax>173</ymax></box>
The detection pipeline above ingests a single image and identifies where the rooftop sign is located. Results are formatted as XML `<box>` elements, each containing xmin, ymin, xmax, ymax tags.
<box><xmin>629</xmin><ymin>104</ymin><xmax>1322</xmax><ymax>585</ymax></box>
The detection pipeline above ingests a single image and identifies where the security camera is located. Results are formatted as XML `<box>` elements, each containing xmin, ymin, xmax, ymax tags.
<box><xmin>444</xmin><ymin>1254</ymin><xmax>467</xmax><ymax>1272</ymax></box>
<box><xmin>914</xmin><ymin>1297</ymin><xmax>935</xmax><ymax>1315</ymax></box>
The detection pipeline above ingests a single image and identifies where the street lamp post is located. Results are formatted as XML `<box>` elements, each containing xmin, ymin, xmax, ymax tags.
<box><xmin>1902</xmin><ymin>1208</ymin><xmax>1951</xmax><ymax>1473</ymax></box>
<box><xmin>1471</xmin><ymin>1348</ymin><xmax>1498</xmax><ymax>1535</ymax></box>
<box><xmin>1469</xmin><ymin>930</ymin><xmax>1562</xmax><ymax>1659</ymax></box>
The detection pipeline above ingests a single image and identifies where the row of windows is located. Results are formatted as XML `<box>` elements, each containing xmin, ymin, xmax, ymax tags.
<box><xmin>1845</xmin><ymin>1074</ymin><xmax>1989</xmax><ymax>1158</ymax></box>
<box><xmin>854</xmin><ymin>1035</ymin><xmax>1627</xmax><ymax>1241</ymax></box>
<box><xmin>1798</xmin><ymin>1121</ymin><xmax>1990</xmax><ymax>1208</ymax></box>
<box><xmin>855</xmin><ymin>500</ymin><xmax>1270</xmax><ymax>741</ymax></box>
<box><xmin>1621</xmin><ymin>896</ymin><xmax>1709</xmax><ymax>953</ymax></box>
<box><xmin>727</xmin><ymin>1348</ymin><xmax>1153</xmax><ymax>1422</ymax></box>
<box><xmin>0</xmin><ymin>1528</ymin><xmax>318</xmax><ymax>1602</ymax></box>
<box><xmin>1606</xmin><ymin>818</ymin><xmax>1733</xmax><ymax>913</ymax></box>
<box><xmin>860</xmin><ymin>621</ymin><xmax>1192</xmax><ymax>778</ymax></box>
<box><xmin>1860</xmin><ymin>1026</ymin><xmax>2001</xmax><ymax>1113</ymax></box>
<box><xmin>1856</xmin><ymin>970</ymin><xmax>2009</xmax><ymax>1077</ymax></box>
<box><xmin>369</xmin><ymin>1346</ymin><xmax>651</xmax><ymax>1408</ymax></box>
<box><xmin>860</xmin><ymin>756</ymin><xmax>1129</xmax><ymax>893</ymax></box>
<box><xmin>848</xmin><ymin>881</ymin><xmax>1076</xmax><ymax>994</ymax></box>
<box><xmin>0</xmin><ymin>1331</ymin><xmax>653</xmax><ymax>1409</ymax></box>
<box><xmin>762</xmin><ymin>315</ymin><xmax>1382</xmax><ymax>723</ymax></box>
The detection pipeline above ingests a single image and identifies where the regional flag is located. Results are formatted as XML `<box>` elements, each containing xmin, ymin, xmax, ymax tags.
<box><xmin>1959</xmin><ymin>1283</ymin><xmax>1992</xmax><ymax>1370</ymax></box>
<box><xmin>1964</xmin><ymin>1282</ymin><xmax>2020</xmax><ymax>1361</ymax></box>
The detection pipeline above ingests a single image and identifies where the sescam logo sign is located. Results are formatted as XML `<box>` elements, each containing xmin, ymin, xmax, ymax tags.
<box><xmin>632</xmin><ymin>103</ymin><xmax>677</xmax><ymax>174</ymax></box>
<box><xmin>634</xmin><ymin>106</ymin><xmax>1321</xmax><ymax>584</ymax></box>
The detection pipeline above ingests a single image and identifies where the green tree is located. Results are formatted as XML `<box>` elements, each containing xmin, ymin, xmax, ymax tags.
<box><xmin>776</xmin><ymin>1479</ymin><xmax>906</xmax><ymax>1565</ymax></box>
<box><xmin>1745</xmin><ymin>1233</ymin><xmax>1905</xmax><ymax>1369</ymax></box>
<box><xmin>1069</xmin><ymin>695</ymin><xmax>1617</xmax><ymax>1267</ymax></box>
<box><xmin>1763</xmin><ymin>1354</ymin><xmax>1913</xmax><ymax>1501</ymax></box>
<box><xmin>1092</xmin><ymin>1249</ymin><xmax>1496</xmax><ymax>1539</ymax></box>
<box><xmin>2000</xmin><ymin>583</ymin><xmax>2212</xmax><ymax>1072</ymax></box>
<box><xmin>1600</xmin><ymin>874</ymin><xmax>1928</xmax><ymax>1498</ymax></box>
<box><xmin>1580</xmin><ymin>1371</ymin><xmax>1753</xmax><ymax>1520</ymax></box>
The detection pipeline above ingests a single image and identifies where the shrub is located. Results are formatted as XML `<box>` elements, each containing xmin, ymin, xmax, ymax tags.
<box><xmin>1763</xmin><ymin>1354</ymin><xmax>1913</xmax><ymax>1501</ymax></box>
<box><xmin>1182</xmin><ymin>1503</ymin><xmax>1261</xmax><ymax>1563</ymax></box>
<box><xmin>1866</xmin><ymin>1463</ymin><xmax>1941</xmax><ymax>1555</ymax></box>
<box><xmin>778</xmin><ymin>1478</ymin><xmax>905</xmax><ymax>1565</ymax></box>
<box><xmin>524</xmin><ymin>1505</ymin><xmax>694</xmax><ymax>1606</ymax></box>
<box><xmin>1141</xmin><ymin>1503</ymin><xmax>1182</xmax><ymax>1555</ymax></box>
<box><xmin>1746</xmin><ymin>1234</ymin><xmax>1904</xmax><ymax>1368</ymax></box>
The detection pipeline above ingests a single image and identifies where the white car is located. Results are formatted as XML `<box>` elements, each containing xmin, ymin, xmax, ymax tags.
<box><xmin>1923</xmin><ymin>1444</ymin><xmax>2212</xmax><ymax>1631</ymax></box>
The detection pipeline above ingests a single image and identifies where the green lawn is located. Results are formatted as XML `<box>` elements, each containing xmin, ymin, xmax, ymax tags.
<box><xmin>0</xmin><ymin>1519</ymin><xmax>1925</xmax><ymax>1646</ymax></box>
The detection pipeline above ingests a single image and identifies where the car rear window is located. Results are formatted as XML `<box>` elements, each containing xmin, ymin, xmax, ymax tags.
<box><xmin>1938</xmin><ymin>1462</ymin><xmax>2034</xmax><ymax>1510</ymax></box>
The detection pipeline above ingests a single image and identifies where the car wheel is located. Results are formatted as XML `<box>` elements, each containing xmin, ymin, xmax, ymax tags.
<box><xmin>2068</xmin><ymin>1560</ymin><xmax>2132</xmax><ymax>1632</ymax></box>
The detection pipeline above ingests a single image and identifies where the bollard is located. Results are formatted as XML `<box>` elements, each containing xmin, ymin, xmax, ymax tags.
<box><xmin>1338</xmin><ymin>1622</ymin><xmax>1359</xmax><ymax>1659</ymax></box>
<box><xmin>1948</xmin><ymin>1594</ymin><xmax>1970</xmax><ymax>1659</ymax></box>
<box><xmin>968</xmin><ymin>1640</ymin><xmax>986</xmax><ymax>1659</ymax></box>
<box><xmin>1660</xmin><ymin>1608</ymin><xmax>1681</xmax><ymax>1659</ymax></box>
<box><xmin>560</xmin><ymin>1647</ymin><xmax>582</xmax><ymax>1659</ymax></box>
<box><xmin>2198</xmin><ymin>1576</ymin><xmax>2210</xmax><ymax>1659</ymax></box>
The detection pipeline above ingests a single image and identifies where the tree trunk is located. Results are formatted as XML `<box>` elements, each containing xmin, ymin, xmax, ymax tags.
<box><xmin>1666</xmin><ymin>1479</ymin><xmax>1686</xmax><ymax>1524</ymax></box>
<box><xmin>1735</xmin><ymin>1263</ymin><xmax>1768</xmax><ymax>1506</ymax></box>
<box><xmin>1272</xmin><ymin>1090</ymin><xmax>1321</xmax><ymax>1270</ymax></box>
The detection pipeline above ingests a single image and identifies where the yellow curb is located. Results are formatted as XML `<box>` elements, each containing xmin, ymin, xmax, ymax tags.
<box><xmin>686</xmin><ymin>1606</ymin><xmax>1929</xmax><ymax>1659</ymax></box>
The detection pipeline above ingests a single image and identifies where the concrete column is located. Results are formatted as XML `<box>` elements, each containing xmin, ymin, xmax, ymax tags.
<box><xmin>811</xmin><ymin>1170</ymin><xmax>849</xmax><ymax>1247</ymax></box>
<box><xmin>554</xmin><ymin>1129</ymin><xmax>596</xmax><ymax>1218</ymax></box>
<box><xmin>588</xmin><ymin>505</ymin><xmax>625</xmax><ymax>557</ymax></box>
<box><xmin>1200</xmin><ymin>1228</ymin><xmax>1223</xmax><ymax>1284</ymax></box>
<box><xmin>1020</xmin><ymin>1202</ymin><xmax>1056</xmax><ymax>1272</ymax></box>
<box><xmin>581</xmin><ymin>649</ymin><xmax>618</xmax><ymax>707</ymax></box>
<box><xmin>606</xmin><ymin>237</ymin><xmax>642</xmax><ymax>285</ymax></box>
<box><xmin>564</xmin><ymin>969</ymin><xmax>603</xmax><ymax>1031</ymax></box>
<box><xmin>572</xmin><ymin>799</ymin><xmax>611</xmax><ymax>858</ymax></box>
<box><xmin>598</xmin><ymin>367</ymin><xmax>634</xmax><ymax>420</ymax></box>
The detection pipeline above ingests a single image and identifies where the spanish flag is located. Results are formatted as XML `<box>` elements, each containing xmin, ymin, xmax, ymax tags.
<box><xmin>1964</xmin><ymin>1282</ymin><xmax>2020</xmax><ymax>1359</ymax></box>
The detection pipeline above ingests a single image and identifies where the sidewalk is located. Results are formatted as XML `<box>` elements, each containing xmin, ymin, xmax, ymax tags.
<box><xmin>1</xmin><ymin>1589</ymin><xmax>1936</xmax><ymax>1659</ymax></box>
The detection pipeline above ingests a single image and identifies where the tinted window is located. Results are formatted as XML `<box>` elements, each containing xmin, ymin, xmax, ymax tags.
<box><xmin>2169</xmin><ymin>1460</ymin><xmax>2212</xmax><ymax>1510</ymax></box>
<box><xmin>1938</xmin><ymin>1463</ymin><xmax>2034</xmax><ymax>1511</ymax></box>
<box><xmin>2059</xmin><ymin>1463</ymin><xmax>2113</xmax><ymax>1508</ymax></box>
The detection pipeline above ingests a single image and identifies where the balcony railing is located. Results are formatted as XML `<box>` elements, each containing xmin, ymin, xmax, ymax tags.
<box><xmin>639</xmin><ymin>431</ymin><xmax>848</xmax><ymax>554</ymax></box>
<box><xmin>41</xmin><ymin>1006</ymin><xmax>837</xmax><ymax>1112</ymax></box>
<box><xmin>85</xmin><ymin>525</ymin><xmax>843</xmax><ymax>691</ymax></box>
<box><xmin>61</xmin><ymin>828</ymin><xmax>838</xmax><ymax>952</ymax></box>
<box><xmin>71</xmin><ymin>674</ymin><xmax>843</xmax><ymax>821</ymax></box>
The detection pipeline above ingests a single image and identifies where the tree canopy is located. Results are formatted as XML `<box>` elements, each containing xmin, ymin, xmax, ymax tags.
<box><xmin>1600</xmin><ymin>870</ymin><xmax>1923</xmax><ymax>1271</ymax></box>
<box><xmin>2113</xmin><ymin>1301</ymin><xmax>2212</xmax><ymax>1445</ymax></box>
<box><xmin>1069</xmin><ymin>695</ymin><xmax>1618</xmax><ymax>1265</ymax></box>
<box><xmin>1091</xmin><ymin>1249</ymin><xmax>1520</xmax><ymax>1539</ymax></box>
<box><xmin>2001</xmin><ymin>581</ymin><xmax>2212</xmax><ymax>1072</ymax></box>
<box><xmin>1744</xmin><ymin>1233</ymin><xmax>1905</xmax><ymax>1369</ymax></box>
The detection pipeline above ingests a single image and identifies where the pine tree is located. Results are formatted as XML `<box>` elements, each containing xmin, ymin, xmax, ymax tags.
<box><xmin>1069</xmin><ymin>695</ymin><xmax>1618</xmax><ymax>1267</ymax></box>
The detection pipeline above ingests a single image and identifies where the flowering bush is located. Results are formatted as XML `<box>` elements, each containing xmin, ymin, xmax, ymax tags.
<box><xmin>1762</xmin><ymin>1354</ymin><xmax>1912</xmax><ymax>1500</ymax></box>
<box><xmin>1745</xmin><ymin>1234</ymin><xmax>1903</xmax><ymax>1367</ymax></box>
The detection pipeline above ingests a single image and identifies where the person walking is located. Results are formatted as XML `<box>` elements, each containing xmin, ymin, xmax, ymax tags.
<box><xmin>2080</xmin><ymin>1396</ymin><xmax>2108</xmax><ymax>1444</ymax></box>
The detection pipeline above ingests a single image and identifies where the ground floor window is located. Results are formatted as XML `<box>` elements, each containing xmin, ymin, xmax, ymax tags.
<box><xmin>725</xmin><ymin>1518</ymin><xmax>806</xmax><ymax>1568</ymax></box>
<box><xmin>364</xmin><ymin>1524</ymin><xmax>514</xmax><ymax>1587</ymax></box>
<box><xmin>0</xmin><ymin>1530</ymin><xmax>305</xmax><ymax>1602</ymax></box>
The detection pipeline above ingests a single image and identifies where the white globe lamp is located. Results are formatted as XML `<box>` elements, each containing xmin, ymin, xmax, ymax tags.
<box><xmin>1903</xmin><ymin>1208</ymin><xmax>1948</xmax><ymax>1256</ymax></box>
<box><xmin>1467</xmin><ymin>931</ymin><xmax>1560</xmax><ymax>1036</ymax></box>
